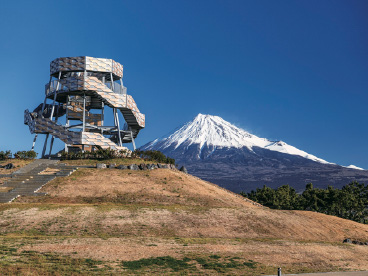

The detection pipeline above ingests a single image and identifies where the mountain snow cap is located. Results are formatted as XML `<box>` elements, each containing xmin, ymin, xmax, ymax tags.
<box><xmin>161</xmin><ymin>113</ymin><xmax>270</xmax><ymax>150</ymax></box>
<box><xmin>346</xmin><ymin>165</ymin><xmax>364</xmax><ymax>170</ymax></box>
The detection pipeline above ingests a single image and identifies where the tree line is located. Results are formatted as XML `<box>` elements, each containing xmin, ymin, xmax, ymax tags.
<box><xmin>0</xmin><ymin>150</ymin><xmax>37</xmax><ymax>160</ymax></box>
<box><xmin>240</xmin><ymin>182</ymin><xmax>368</xmax><ymax>224</ymax></box>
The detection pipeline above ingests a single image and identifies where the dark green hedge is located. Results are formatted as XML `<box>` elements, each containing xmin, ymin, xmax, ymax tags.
<box><xmin>241</xmin><ymin>182</ymin><xmax>368</xmax><ymax>224</ymax></box>
<box><xmin>14</xmin><ymin>150</ymin><xmax>38</xmax><ymax>160</ymax></box>
<box><xmin>134</xmin><ymin>150</ymin><xmax>175</xmax><ymax>165</ymax></box>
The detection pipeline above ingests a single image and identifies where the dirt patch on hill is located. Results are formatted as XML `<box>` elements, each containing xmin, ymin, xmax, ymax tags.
<box><xmin>38</xmin><ymin>168</ymin><xmax>60</xmax><ymax>175</ymax></box>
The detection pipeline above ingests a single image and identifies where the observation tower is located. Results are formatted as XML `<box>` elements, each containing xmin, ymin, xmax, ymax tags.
<box><xmin>24</xmin><ymin>56</ymin><xmax>145</xmax><ymax>157</ymax></box>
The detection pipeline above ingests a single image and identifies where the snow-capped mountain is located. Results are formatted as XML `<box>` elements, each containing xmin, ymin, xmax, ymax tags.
<box><xmin>141</xmin><ymin>114</ymin><xmax>368</xmax><ymax>192</ymax></box>
<box><xmin>145</xmin><ymin>114</ymin><xmax>329</xmax><ymax>164</ymax></box>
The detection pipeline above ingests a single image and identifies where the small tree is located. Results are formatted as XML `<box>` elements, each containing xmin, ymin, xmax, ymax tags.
<box><xmin>0</xmin><ymin>150</ymin><xmax>12</xmax><ymax>160</ymax></box>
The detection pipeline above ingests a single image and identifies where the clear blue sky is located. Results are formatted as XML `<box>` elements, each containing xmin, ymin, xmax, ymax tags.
<box><xmin>0</xmin><ymin>0</ymin><xmax>367</xmax><ymax>168</ymax></box>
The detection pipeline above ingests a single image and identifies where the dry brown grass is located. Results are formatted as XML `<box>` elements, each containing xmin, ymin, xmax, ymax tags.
<box><xmin>14</xmin><ymin>169</ymin><xmax>368</xmax><ymax>242</ymax></box>
<box><xmin>0</xmin><ymin>186</ymin><xmax>13</xmax><ymax>192</ymax></box>
<box><xmin>1</xmin><ymin>203</ymin><xmax>368</xmax><ymax>243</ymax></box>
<box><xmin>0</xmin><ymin>177</ymin><xmax>10</xmax><ymax>186</ymax></box>
<box><xmin>1</xmin><ymin>168</ymin><xmax>368</xmax><ymax>274</ymax></box>
<box><xmin>0</xmin><ymin>159</ymin><xmax>33</xmax><ymax>174</ymax></box>
<box><xmin>16</xmin><ymin>237</ymin><xmax>368</xmax><ymax>271</ymax></box>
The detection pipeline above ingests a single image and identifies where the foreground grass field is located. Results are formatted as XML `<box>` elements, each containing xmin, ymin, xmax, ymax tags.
<box><xmin>0</xmin><ymin>165</ymin><xmax>368</xmax><ymax>275</ymax></box>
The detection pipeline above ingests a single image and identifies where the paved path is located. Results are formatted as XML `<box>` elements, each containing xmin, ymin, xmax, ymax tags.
<box><xmin>283</xmin><ymin>271</ymin><xmax>368</xmax><ymax>276</ymax></box>
<box><xmin>0</xmin><ymin>159</ymin><xmax>77</xmax><ymax>203</ymax></box>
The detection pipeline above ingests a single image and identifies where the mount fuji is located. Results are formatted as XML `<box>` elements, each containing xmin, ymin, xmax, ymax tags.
<box><xmin>140</xmin><ymin>114</ymin><xmax>368</xmax><ymax>192</ymax></box>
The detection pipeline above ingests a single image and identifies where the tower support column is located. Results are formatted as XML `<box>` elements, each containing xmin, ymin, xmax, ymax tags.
<box><xmin>42</xmin><ymin>134</ymin><xmax>49</xmax><ymax>158</ymax></box>
<box><xmin>115</xmin><ymin>110</ymin><xmax>123</xmax><ymax>147</ymax></box>
<box><xmin>31</xmin><ymin>134</ymin><xmax>38</xmax><ymax>151</ymax></box>
<box><xmin>129</xmin><ymin>127</ymin><xmax>136</xmax><ymax>151</ymax></box>
<box><xmin>82</xmin><ymin>93</ymin><xmax>86</xmax><ymax>132</ymax></box>
<box><xmin>48</xmin><ymin>104</ymin><xmax>60</xmax><ymax>157</ymax></box>
<box><xmin>50</xmin><ymin>71</ymin><xmax>61</xmax><ymax>119</ymax></box>
<box><xmin>65</xmin><ymin>96</ymin><xmax>70</xmax><ymax>153</ymax></box>
<box><xmin>41</xmin><ymin>76</ymin><xmax>52</xmax><ymax>117</ymax></box>
<box><xmin>101</xmin><ymin>101</ymin><xmax>104</xmax><ymax>128</ymax></box>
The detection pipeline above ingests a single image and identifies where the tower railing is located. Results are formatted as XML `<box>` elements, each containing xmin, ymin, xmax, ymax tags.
<box><xmin>45</xmin><ymin>79</ymin><xmax>127</xmax><ymax>96</ymax></box>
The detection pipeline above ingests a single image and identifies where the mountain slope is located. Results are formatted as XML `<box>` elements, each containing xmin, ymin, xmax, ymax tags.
<box><xmin>140</xmin><ymin>114</ymin><xmax>368</xmax><ymax>192</ymax></box>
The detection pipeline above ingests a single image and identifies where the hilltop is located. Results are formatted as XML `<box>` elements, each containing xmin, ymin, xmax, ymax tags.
<box><xmin>0</xmin><ymin>163</ymin><xmax>368</xmax><ymax>275</ymax></box>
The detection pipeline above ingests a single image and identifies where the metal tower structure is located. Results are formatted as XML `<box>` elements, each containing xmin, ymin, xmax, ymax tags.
<box><xmin>24</xmin><ymin>56</ymin><xmax>145</xmax><ymax>157</ymax></box>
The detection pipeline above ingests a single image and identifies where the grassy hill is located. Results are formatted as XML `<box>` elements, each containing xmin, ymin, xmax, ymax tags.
<box><xmin>0</xmin><ymin>164</ymin><xmax>368</xmax><ymax>275</ymax></box>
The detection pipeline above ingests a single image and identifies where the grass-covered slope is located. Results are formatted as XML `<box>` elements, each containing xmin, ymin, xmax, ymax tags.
<box><xmin>0</xmin><ymin>166</ymin><xmax>368</xmax><ymax>275</ymax></box>
<box><xmin>0</xmin><ymin>159</ymin><xmax>34</xmax><ymax>174</ymax></box>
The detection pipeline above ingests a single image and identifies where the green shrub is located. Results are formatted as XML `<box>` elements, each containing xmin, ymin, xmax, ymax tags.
<box><xmin>134</xmin><ymin>150</ymin><xmax>175</xmax><ymax>164</ymax></box>
<box><xmin>13</xmin><ymin>150</ymin><xmax>37</xmax><ymax>160</ymax></box>
<box><xmin>0</xmin><ymin>150</ymin><xmax>12</xmax><ymax>160</ymax></box>
<box><xmin>59</xmin><ymin>148</ymin><xmax>175</xmax><ymax>164</ymax></box>
<box><xmin>122</xmin><ymin>256</ymin><xmax>192</xmax><ymax>271</ymax></box>
<box><xmin>60</xmin><ymin>148</ymin><xmax>128</xmax><ymax>160</ymax></box>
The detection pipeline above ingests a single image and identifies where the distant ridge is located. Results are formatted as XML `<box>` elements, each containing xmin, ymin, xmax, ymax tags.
<box><xmin>141</xmin><ymin>114</ymin><xmax>368</xmax><ymax>192</ymax></box>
